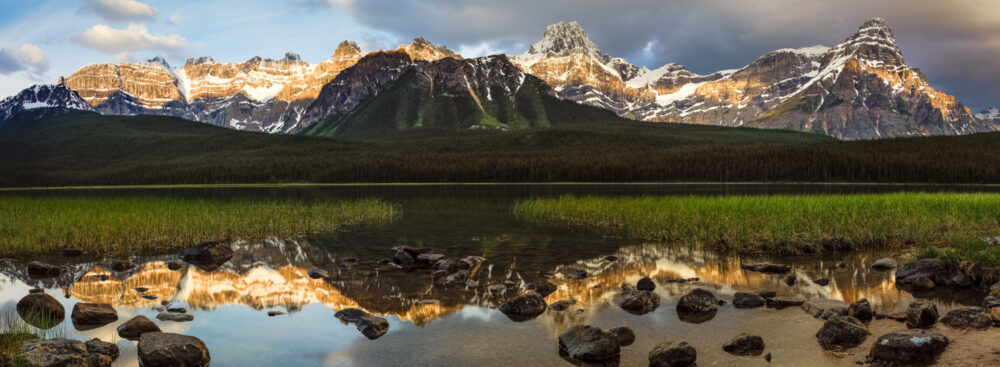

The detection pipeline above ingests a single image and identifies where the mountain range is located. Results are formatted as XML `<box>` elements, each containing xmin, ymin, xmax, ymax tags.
<box><xmin>1</xmin><ymin>18</ymin><xmax>997</xmax><ymax>139</ymax></box>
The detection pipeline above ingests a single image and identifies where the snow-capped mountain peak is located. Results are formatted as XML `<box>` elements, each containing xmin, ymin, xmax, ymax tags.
<box><xmin>517</xmin><ymin>21</ymin><xmax>608</xmax><ymax>67</ymax></box>
<box><xmin>0</xmin><ymin>84</ymin><xmax>95</xmax><ymax>121</ymax></box>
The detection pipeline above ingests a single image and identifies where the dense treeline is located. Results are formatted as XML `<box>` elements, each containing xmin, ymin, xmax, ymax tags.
<box><xmin>1</xmin><ymin>110</ymin><xmax>999</xmax><ymax>187</ymax></box>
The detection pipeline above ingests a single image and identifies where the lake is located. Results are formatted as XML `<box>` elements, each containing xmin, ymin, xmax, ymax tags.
<box><xmin>2</xmin><ymin>184</ymin><xmax>999</xmax><ymax>366</ymax></box>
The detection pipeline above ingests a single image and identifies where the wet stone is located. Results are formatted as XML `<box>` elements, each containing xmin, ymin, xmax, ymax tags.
<box><xmin>138</xmin><ymin>332</ymin><xmax>211</xmax><ymax>367</ymax></box>
<box><xmin>157</xmin><ymin>312</ymin><xmax>194</xmax><ymax>322</ymax></box>
<box><xmin>117</xmin><ymin>315</ymin><xmax>161</xmax><ymax>340</ymax></box>
<box><xmin>85</xmin><ymin>338</ymin><xmax>120</xmax><ymax>360</ymax></box>
<box><xmin>71</xmin><ymin>303</ymin><xmax>118</xmax><ymax>328</ymax></box>
<box><xmin>16</xmin><ymin>292</ymin><xmax>65</xmax><ymax>329</ymax></box>
<box><xmin>549</xmin><ymin>299</ymin><xmax>577</xmax><ymax>311</ymax></box>
<box><xmin>19</xmin><ymin>338</ymin><xmax>90</xmax><ymax>367</ymax></box>
<box><xmin>766</xmin><ymin>296</ymin><xmax>805</xmax><ymax>309</ymax></box>
<box><xmin>558</xmin><ymin>325</ymin><xmax>621</xmax><ymax>361</ymax></box>
<box><xmin>649</xmin><ymin>341</ymin><xmax>696</xmax><ymax>367</ymax></box>
<box><xmin>815</xmin><ymin>315</ymin><xmax>869</xmax><ymax>348</ymax></box>
<box><xmin>615</xmin><ymin>285</ymin><xmax>661</xmax><ymax>315</ymax></box>
<box><xmin>733</xmin><ymin>292</ymin><xmax>766</xmax><ymax>309</ymax></box>
<box><xmin>868</xmin><ymin>329</ymin><xmax>948</xmax><ymax>366</ymax></box>
<box><xmin>722</xmin><ymin>333</ymin><xmax>765</xmax><ymax>356</ymax></box>
<box><xmin>608</xmin><ymin>326</ymin><xmax>635</xmax><ymax>347</ymax></box>
<box><xmin>801</xmin><ymin>298</ymin><xmax>848</xmax><ymax>319</ymax></box>
<box><xmin>636</xmin><ymin>276</ymin><xmax>656</xmax><ymax>291</ymax></box>
<box><xmin>939</xmin><ymin>306</ymin><xmax>992</xmax><ymax>330</ymax></box>
<box><xmin>498</xmin><ymin>291</ymin><xmax>547</xmax><ymax>322</ymax></box>
<box><xmin>905</xmin><ymin>300</ymin><xmax>938</xmax><ymax>329</ymax></box>
<box><xmin>848</xmin><ymin>298</ymin><xmax>873</xmax><ymax>322</ymax></box>
<box><xmin>525</xmin><ymin>280</ymin><xmax>558</xmax><ymax>297</ymax></box>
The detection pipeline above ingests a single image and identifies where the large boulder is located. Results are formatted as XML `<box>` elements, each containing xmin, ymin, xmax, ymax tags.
<box><xmin>498</xmin><ymin>291</ymin><xmax>547</xmax><ymax>321</ymax></box>
<box><xmin>676</xmin><ymin>288</ymin><xmax>718</xmax><ymax>314</ymax></box>
<box><xmin>26</xmin><ymin>261</ymin><xmax>62</xmax><ymax>279</ymax></box>
<box><xmin>334</xmin><ymin>308</ymin><xmax>390</xmax><ymax>339</ymax></box>
<box><xmin>179</xmin><ymin>241</ymin><xmax>233</xmax><ymax>271</ymax></box>
<box><xmin>722</xmin><ymin>334</ymin><xmax>765</xmax><ymax>356</ymax></box>
<box><xmin>19</xmin><ymin>338</ymin><xmax>89</xmax><ymax>367</ymax></box>
<box><xmin>16</xmin><ymin>293</ymin><xmax>65</xmax><ymax>329</ymax></box>
<box><xmin>740</xmin><ymin>263</ymin><xmax>791</xmax><ymax>274</ymax></box>
<box><xmin>117</xmin><ymin>315</ymin><xmax>161</xmax><ymax>340</ymax></box>
<box><xmin>801</xmin><ymin>298</ymin><xmax>849</xmax><ymax>319</ymax></box>
<box><xmin>732</xmin><ymin>292</ymin><xmax>765</xmax><ymax>309</ymax></box>
<box><xmin>848</xmin><ymin>298</ymin><xmax>873</xmax><ymax>322</ymax></box>
<box><xmin>71</xmin><ymin>303</ymin><xmax>118</xmax><ymax>330</ymax></box>
<box><xmin>649</xmin><ymin>341</ymin><xmax>697</xmax><ymax>367</ymax></box>
<box><xmin>138</xmin><ymin>332</ymin><xmax>211</xmax><ymax>367</ymax></box>
<box><xmin>905</xmin><ymin>300</ymin><xmax>938</xmax><ymax>329</ymax></box>
<box><xmin>614</xmin><ymin>285</ymin><xmax>660</xmax><ymax>315</ymax></box>
<box><xmin>85</xmin><ymin>338</ymin><xmax>120</xmax><ymax>360</ymax></box>
<box><xmin>868</xmin><ymin>329</ymin><xmax>948</xmax><ymax>366</ymax></box>
<box><xmin>636</xmin><ymin>277</ymin><xmax>656</xmax><ymax>291</ymax></box>
<box><xmin>608</xmin><ymin>326</ymin><xmax>635</xmax><ymax>347</ymax></box>
<box><xmin>871</xmin><ymin>258</ymin><xmax>898</xmax><ymax>271</ymax></box>
<box><xmin>558</xmin><ymin>325</ymin><xmax>621</xmax><ymax>361</ymax></box>
<box><xmin>816</xmin><ymin>315</ymin><xmax>869</xmax><ymax>348</ymax></box>
<box><xmin>895</xmin><ymin>258</ymin><xmax>978</xmax><ymax>291</ymax></box>
<box><xmin>939</xmin><ymin>306</ymin><xmax>992</xmax><ymax>330</ymax></box>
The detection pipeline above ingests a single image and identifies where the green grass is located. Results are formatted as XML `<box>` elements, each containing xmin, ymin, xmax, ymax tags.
<box><xmin>0</xmin><ymin>196</ymin><xmax>398</xmax><ymax>256</ymax></box>
<box><xmin>513</xmin><ymin>193</ymin><xmax>1000</xmax><ymax>256</ymax></box>
<box><xmin>0</xmin><ymin>309</ymin><xmax>65</xmax><ymax>362</ymax></box>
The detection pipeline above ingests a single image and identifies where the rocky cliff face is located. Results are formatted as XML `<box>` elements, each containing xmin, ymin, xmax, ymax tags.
<box><xmin>59</xmin><ymin>39</ymin><xmax>458</xmax><ymax>133</ymax></box>
<box><xmin>516</xmin><ymin>19</ymin><xmax>996</xmax><ymax>139</ymax></box>
<box><xmin>0</xmin><ymin>84</ymin><xmax>94</xmax><ymax>122</ymax></box>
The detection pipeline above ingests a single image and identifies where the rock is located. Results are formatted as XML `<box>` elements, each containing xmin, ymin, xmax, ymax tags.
<box><xmin>525</xmin><ymin>280</ymin><xmax>558</xmax><ymax>297</ymax></box>
<box><xmin>550</xmin><ymin>300</ymin><xmax>577</xmax><ymax>311</ymax></box>
<box><xmin>393</xmin><ymin>250</ymin><xmax>415</xmax><ymax>264</ymax></box>
<box><xmin>110</xmin><ymin>261</ymin><xmax>135</xmax><ymax>272</ymax></box>
<box><xmin>894</xmin><ymin>258</ymin><xmax>973</xmax><ymax>291</ymax></box>
<box><xmin>801</xmin><ymin>298</ymin><xmax>849</xmax><ymax>319</ymax></box>
<box><xmin>733</xmin><ymin>292</ymin><xmax>766</xmax><ymax>309</ymax></box>
<box><xmin>722</xmin><ymin>333</ymin><xmax>765</xmax><ymax>356</ymax></box>
<box><xmin>636</xmin><ymin>277</ymin><xmax>656</xmax><ymax>291</ymax></box>
<box><xmin>434</xmin><ymin>259</ymin><xmax>459</xmax><ymax>273</ymax></box>
<box><xmin>608</xmin><ymin>326</ymin><xmax>635</xmax><ymax>346</ymax></box>
<box><xmin>868</xmin><ymin>329</ymin><xmax>948</xmax><ymax>366</ymax></box>
<box><xmin>886</xmin><ymin>312</ymin><xmax>908</xmax><ymax>322</ymax></box>
<box><xmin>117</xmin><ymin>315</ymin><xmax>161</xmax><ymax>340</ymax></box>
<box><xmin>432</xmin><ymin>269</ymin><xmax>448</xmax><ymax>278</ymax></box>
<box><xmin>16</xmin><ymin>293</ymin><xmax>65</xmax><ymax>329</ymax></box>
<box><xmin>334</xmin><ymin>308</ymin><xmax>388</xmax><ymax>339</ymax></box>
<box><xmin>649</xmin><ymin>341</ymin><xmax>697</xmax><ymax>367</ymax></box>
<box><xmin>816</xmin><ymin>315</ymin><xmax>869</xmax><ymax>348</ymax></box>
<box><xmin>615</xmin><ymin>286</ymin><xmax>661</xmax><ymax>315</ymax></box>
<box><xmin>740</xmin><ymin>263</ymin><xmax>791</xmax><ymax>274</ymax></box>
<box><xmin>157</xmin><ymin>312</ymin><xmax>194</xmax><ymax>322</ymax></box>
<box><xmin>59</xmin><ymin>248</ymin><xmax>84</xmax><ymax>257</ymax></box>
<box><xmin>604</xmin><ymin>255</ymin><xmax>618</xmax><ymax>262</ymax></box>
<box><xmin>307</xmin><ymin>268</ymin><xmax>329</xmax><ymax>279</ymax></box>
<box><xmin>458</xmin><ymin>256</ymin><xmax>485</xmax><ymax>270</ymax></box>
<box><xmin>909</xmin><ymin>276</ymin><xmax>937</xmax><ymax>291</ymax></box>
<box><xmin>565</xmin><ymin>268</ymin><xmax>588</xmax><ymax>279</ymax></box>
<box><xmin>138</xmin><ymin>332</ymin><xmax>211</xmax><ymax>367</ymax></box>
<box><xmin>785</xmin><ymin>274</ymin><xmax>796</xmax><ymax>286</ymax></box>
<box><xmin>939</xmin><ymin>306</ymin><xmax>992</xmax><ymax>330</ymax></box>
<box><xmin>991</xmin><ymin>307</ymin><xmax>1000</xmax><ymax>324</ymax></box>
<box><xmin>87</xmin><ymin>354</ymin><xmax>114</xmax><ymax>367</ymax></box>
<box><xmin>19</xmin><ymin>338</ymin><xmax>89</xmax><ymax>367</ymax></box>
<box><xmin>267</xmin><ymin>311</ymin><xmax>285</xmax><ymax>317</ymax></box>
<box><xmin>558</xmin><ymin>325</ymin><xmax>621</xmax><ymax>361</ymax></box>
<box><xmin>905</xmin><ymin>300</ymin><xmax>938</xmax><ymax>329</ymax></box>
<box><xmin>676</xmin><ymin>288</ymin><xmax>718</xmax><ymax>314</ymax></box>
<box><xmin>984</xmin><ymin>296</ymin><xmax>1000</xmax><ymax>310</ymax></box>
<box><xmin>444</xmin><ymin>270</ymin><xmax>469</xmax><ymax>287</ymax></box>
<box><xmin>166</xmin><ymin>261</ymin><xmax>184</xmax><ymax>270</ymax></box>
<box><xmin>765</xmin><ymin>296</ymin><xmax>806</xmax><ymax>309</ymax></box>
<box><xmin>487</xmin><ymin>284</ymin><xmax>507</xmax><ymax>293</ymax></box>
<box><xmin>871</xmin><ymin>258</ymin><xmax>898</xmax><ymax>271</ymax></box>
<box><xmin>416</xmin><ymin>253</ymin><xmax>445</xmax><ymax>264</ymax></box>
<box><xmin>756</xmin><ymin>290</ymin><xmax>777</xmax><ymax>299</ymax></box>
<box><xmin>813</xmin><ymin>278</ymin><xmax>830</xmax><ymax>286</ymax></box>
<box><xmin>498</xmin><ymin>291</ymin><xmax>547</xmax><ymax>321</ymax></box>
<box><xmin>85</xmin><ymin>338</ymin><xmax>120</xmax><ymax>360</ymax></box>
<box><xmin>71</xmin><ymin>303</ymin><xmax>118</xmax><ymax>328</ymax></box>
<box><xmin>836</xmin><ymin>261</ymin><xmax>847</xmax><ymax>268</ymax></box>
<box><xmin>167</xmin><ymin>308</ymin><xmax>187</xmax><ymax>313</ymax></box>
<box><xmin>27</xmin><ymin>261</ymin><xmax>61</xmax><ymax>278</ymax></box>
<box><xmin>179</xmin><ymin>241</ymin><xmax>233</xmax><ymax>271</ymax></box>
<box><xmin>765</xmin><ymin>352</ymin><xmax>772</xmax><ymax>362</ymax></box>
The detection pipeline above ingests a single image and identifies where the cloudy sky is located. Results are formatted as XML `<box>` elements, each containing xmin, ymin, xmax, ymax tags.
<box><xmin>1</xmin><ymin>0</ymin><xmax>998</xmax><ymax>111</ymax></box>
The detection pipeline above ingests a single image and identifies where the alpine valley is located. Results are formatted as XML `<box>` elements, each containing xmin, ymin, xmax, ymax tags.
<box><xmin>1</xmin><ymin>18</ymin><xmax>997</xmax><ymax>139</ymax></box>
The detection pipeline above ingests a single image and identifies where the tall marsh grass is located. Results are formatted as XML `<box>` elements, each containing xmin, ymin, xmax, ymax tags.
<box><xmin>513</xmin><ymin>193</ymin><xmax>1000</xmax><ymax>255</ymax></box>
<box><xmin>0</xmin><ymin>196</ymin><xmax>398</xmax><ymax>255</ymax></box>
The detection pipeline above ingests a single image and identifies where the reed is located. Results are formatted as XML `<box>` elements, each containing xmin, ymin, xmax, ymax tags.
<box><xmin>0</xmin><ymin>196</ymin><xmax>398</xmax><ymax>256</ymax></box>
<box><xmin>513</xmin><ymin>193</ymin><xmax>1000</xmax><ymax>257</ymax></box>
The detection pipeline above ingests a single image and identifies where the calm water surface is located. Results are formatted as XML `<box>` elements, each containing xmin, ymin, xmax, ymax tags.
<box><xmin>2</xmin><ymin>184</ymin><xmax>999</xmax><ymax>367</ymax></box>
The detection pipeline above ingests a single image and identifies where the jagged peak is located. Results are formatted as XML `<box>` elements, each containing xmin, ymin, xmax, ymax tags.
<box><xmin>185</xmin><ymin>56</ymin><xmax>215</xmax><ymax>66</ymax></box>
<box><xmin>334</xmin><ymin>40</ymin><xmax>362</xmax><ymax>57</ymax></box>
<box><xmin>397</xmin><ymin>37</ymin><xmax>458</xmax><ymax>61</ymax></box>
<box><xmin>522</xmin><ymin>21</ymin><xmax>606</xmax><ymax>62</ymax></box>
<box><xmin>828</xmin><ymin>17</ymin><xmax>903</xmax><ymax>66</ymax></box>
<box><xmin>859</xmin><ymin>17</ymin><xmax>893</xmax><ymax>35</ymax></box>
<box><xmin>282</xmin><ymin>52</ymin><xmax>301</xmax><ymax>62</ymax></box>
<box><xmin>146</xmin><ymin>56</ymin><xmax>171</xmax><ymax>68</ymax></box>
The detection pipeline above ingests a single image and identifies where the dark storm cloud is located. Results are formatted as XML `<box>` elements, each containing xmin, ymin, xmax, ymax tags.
<box><xmin>318</xmin><ymin>0</ymin><xmax>1000</xmax><ymax>111</ymax></box>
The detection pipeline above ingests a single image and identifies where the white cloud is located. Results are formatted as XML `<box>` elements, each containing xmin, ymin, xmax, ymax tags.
<box><xmin>0</xmin><ymin>44</ymin><xmax>48</xmax><ymax>75</ymax></box>
<box><xmin>456</xmin><ymin>42</ymin><xmax>505</xmax><ymax>58</ymax></box>
<box><xmin>70</xmin><ymin>23</ymin><xmax>186</xmax><ymax>54</ymax></box>
<box><xmin>168</xmin><ymin>14</ymin><xmax>182</xmax><ymax>25</ymax></box>
<box><xmin>81</xmin><ymin>0</ymin><xmax>158</xmax><ymax>22</ymax></box>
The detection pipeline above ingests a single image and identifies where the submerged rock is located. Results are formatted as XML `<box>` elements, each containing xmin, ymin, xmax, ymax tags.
<box><xmin>27</xmin><ymin>261</ymin><xmax>62</xmax><ymax>278</ymax></box>
<box><xmin>848</xmin><ymin>298</ymin><xmax>873</xmax><ymax>322</ymax></box>
<box><xmin>138</xmin><ymin>332</ymin><xmax>211</xmax><ymax>367</ymax></box>
<box><xmin>868</xmin><ymin>329</ymin><xmax>948</xmax><ymax>366</ymax></box>
<box><xmin>615</xmin><ymin>284</ymin><xmax>660</xmax><ymax>315</ymax></box>
<box><xmin>16</xmin><ymin>292</ymin><xmax>65</xmax><ymax>329</ymax></box>
<box><xmin>558</xmin><ymin>325</ymin><xmax>621</xmax><ymax>361</ymax></box>
<box><xmin>801</xmin><ymin>298</ymin><xmax>848</xmax><ymax>319</ymax></box>
<box><xmin>766</xmin><ymin>296</ymin><xmax>806</xmax><ymax>309</ymax></box>
<box><xmin>157</xmin><ymin>312</ymin><xmax>194</xmax><ymax>322</ymax></box>
<box><xmin>649</xmin><ymin>341</ymin><xmax>696</xmax><ymax>367</ymax></box>
<box><xmin>117</xmin><ymin>315</ymin><xmax>161</xmax><ymax>340</ymax></box>
<box><xmin>525</xmin><ymin>280</ymin><xmax>558</xmax><ymax>297</ymax></box>
<box><xmin>498</xmin><ymin>291</ymin><xmax>547</xmax><ymax>321</ymax></box>
<box><xmin>722</xmin><ymin>333</ymin><xmax>765</xmax><ymax>356</ymax></box>
<box><xmin>550</xmin><ymin>299</ymin><xmax>577</xmax><ymax>311</ymax></box>
<box><xmin>871</xmin><ymin>258</ymin><xmax>898</xmax><ymax>271</ymax></box>
<box><xmin>740</xmin><ymin>263</ymin><xmax>791</xmax><ymax>274</ymax></box>
<box><xmin>733</xmin><ymin>292</ymin><xmax>766</xmax><ymax>309</ymax></box>
<box><xmin>608</xmin><ymin>326</ymin><xmax>635</xmax><ymax>346</ymax></box>
<box><xmin>816</xmin><ymin>315</ymin><xmax>869</xmax><ymax>348</ymax></box>
<box><xmin>939</xmin><ymin>306</ymin><xmax>992</xmax><ymax>330</ymax></box>
<box><xmin>334</xmin><ymin>308</ymin><xmax>389</xmax><ymax>339</ymax></box>
<box><xmin>71</xmin><ymin>303</ymin><xmax>118</xmax><ymax>328</ymax></box>
<box><xmin>179</xmin><ymin>241</ymin><xmax>233</xmax><ymax>271</ymax></box>
<box><xmin>905</xmin><ymin>300</ymin><xmax>938</xmax><ymax>329</ymax></box>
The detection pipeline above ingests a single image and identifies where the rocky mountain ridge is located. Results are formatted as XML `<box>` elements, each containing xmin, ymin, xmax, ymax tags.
<box><xmin>0</xmin><ymin>84</ymin><xmax>94</xmax><ymax>122</ymax></box>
